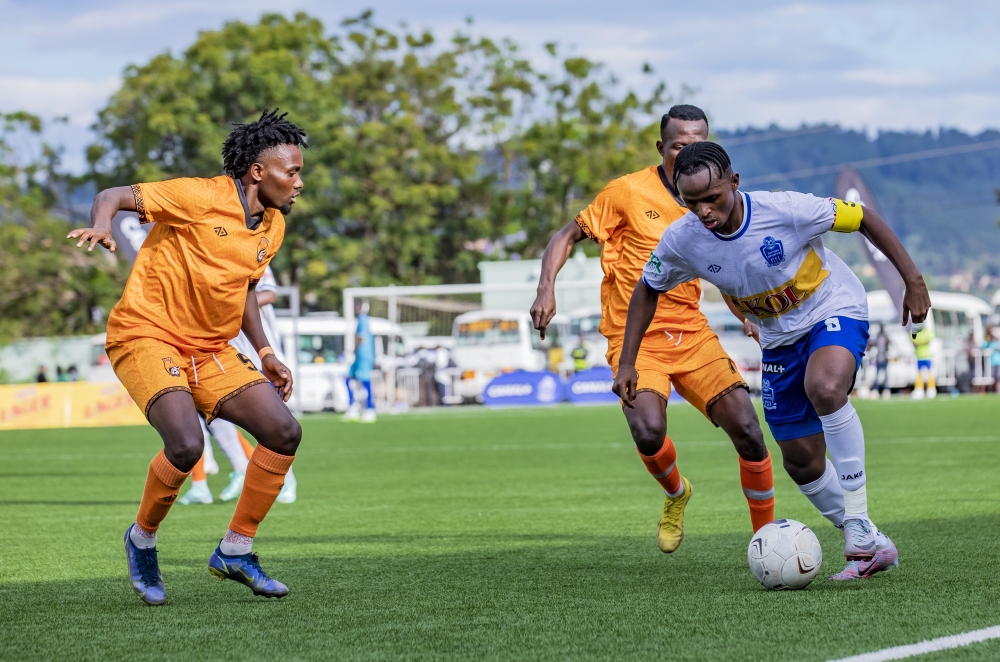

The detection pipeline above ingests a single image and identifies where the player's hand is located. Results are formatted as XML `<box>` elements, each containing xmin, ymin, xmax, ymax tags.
<box><xmin>261</xmin><ymin>354</ymin><xmax>293</xmax><ymax>402</ymax></box>
<box><xmin>67</xmin><ymin>226</ymin><xmax>117</xmax><ymax>252</ymax></box>
<box><xmin>901</xmin><ymin>277</ymin><xmax>931</xmax><ymax>337</ymax></box>
<box><xmin>612</xmin><ymin>364</ymin><xmax>639</xmax><ymax>408</ymax></box>
<box><xmin>743</xmin><ymin>319</ymin><xmax>760</xmax><ymax>345</ymax></box>
<box><xmin>530</xmin><ymin>288</ymin><xmax>557</xmax><ymax>341</ymax></box>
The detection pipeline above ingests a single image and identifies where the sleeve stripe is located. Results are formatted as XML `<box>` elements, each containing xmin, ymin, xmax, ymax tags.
<box><xmin>641</xmin><ymin>276</ymin><xmax>667</xmax><ymax>293</ymax></box>
<box><xmin>131</xmin><ymin>184</ymin><xmax>148</xmax><ymax>224</ymax></box>
<box><xmin>575</xmin><ymin>215</ymin><xmax>601</xmax><ymax>243</ymax></box>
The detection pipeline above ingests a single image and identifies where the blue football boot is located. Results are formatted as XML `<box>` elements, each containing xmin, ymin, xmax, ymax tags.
<box><xmin>124</xmin><ymin>524</ymin><xmax>166</xmax><ymax>605</ymax></box>
<box><xmin>208</xmin><ymin>545</ymin><xmax>289</xmax><ymax>598</ymax></box>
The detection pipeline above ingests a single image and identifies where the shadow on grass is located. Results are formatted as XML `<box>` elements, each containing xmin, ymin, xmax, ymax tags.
<box><xmin>1</xmin><ymin>515</ymin><xmax>999</xmax><ymax>661</ymax></box>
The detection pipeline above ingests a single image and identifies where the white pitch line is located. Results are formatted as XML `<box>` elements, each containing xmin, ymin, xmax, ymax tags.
<box><xmin>829</xmin><ymin>625</ymin><xmax>1000</xmax><ymax>662</ymax></box>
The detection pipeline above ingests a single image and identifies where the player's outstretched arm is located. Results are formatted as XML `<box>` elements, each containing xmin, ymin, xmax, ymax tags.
<box><xmin>612</xmin><ymin>280</ymin><xmax>659</xmax><ymax>408</ymax></box>
<box><xmin>242</xmin><ymin>287</ymin><xmax>293</xmax><ymax>402</ymax></box>
<box><xmin>858</xmin><ymin>207</ymin><xmax>931</xmax><ymax>329</ymax></box>
<box><xmin>530</xmin><ymin>220</ymin><xmax>587</xmax><ymax>340</ymax></box>
<box><xmin>67</xmin><ymin>185</ymin><xmax>136</xmax><ymax>252</ymax></box>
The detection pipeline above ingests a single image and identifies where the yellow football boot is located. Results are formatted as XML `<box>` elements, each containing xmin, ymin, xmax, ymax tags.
<box><xmin>656</xmin><ymin>476</ymin><xmax>692</xmax><ymax>553</ymax></box>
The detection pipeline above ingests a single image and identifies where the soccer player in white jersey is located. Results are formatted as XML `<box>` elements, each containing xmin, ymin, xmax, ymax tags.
<box><xmin>229</xmin><ymin>264</ymin><xmax>297</xmax><ymax>503</ymax></box>
<box><xmin>614</xmin><ymin>142</ymin><xmax>930</xmax><ymax>580</ymax></box>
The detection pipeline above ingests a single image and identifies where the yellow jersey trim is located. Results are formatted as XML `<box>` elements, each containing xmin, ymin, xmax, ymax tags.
<box><xmin>831</xmin><ymin>198</ymin><xmax>863</xmax><ymax>233</ymax></box>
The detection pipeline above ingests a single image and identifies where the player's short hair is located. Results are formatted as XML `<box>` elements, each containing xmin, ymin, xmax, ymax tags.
<box><xmin>660</xmin><ymin>104</ymin><xmax>708</xmax><ymax>139</ymax></box>
<box><xmin>672</xmin><ymin>141</ymin><xmax>732</xmax><ymax>190</ymax></box>
<box><xmin>222</xmin><ymin>109</ymin><xmax>307</xmax><ymax>178</ymax></box>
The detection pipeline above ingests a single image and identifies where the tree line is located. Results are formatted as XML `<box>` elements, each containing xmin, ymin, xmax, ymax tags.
<box><xmin>0</xmin><ymin>11</ymin><xmax>679</xmax><ymax>341</ymax></box>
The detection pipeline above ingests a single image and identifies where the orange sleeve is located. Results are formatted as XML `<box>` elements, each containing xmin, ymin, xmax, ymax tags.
<box><xmin>132</xmin><ymin>177</ymin><xmax>213</xmax><ymax>226</ymax></box>
<box><xmin>575</xmin><ymin>177</ymin><xmax>629</xmax><ymax>244</ymax></box>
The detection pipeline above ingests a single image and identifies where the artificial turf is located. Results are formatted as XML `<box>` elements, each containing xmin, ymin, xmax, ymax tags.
<box><xmin>1</xmin><ymin>397</ymin><xmax>999</xmax><ymax>661</ymax></box>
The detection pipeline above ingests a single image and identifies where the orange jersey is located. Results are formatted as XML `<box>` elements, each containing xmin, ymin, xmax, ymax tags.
<box><xmin>576</xmin><ymin>165</ymin><xmax>708</xmax><ymax>346</ymax></box>
<box><xmin>106</xmin><ymin>175</ymin><xmax>284</xmax><ymax>355</ymax></box>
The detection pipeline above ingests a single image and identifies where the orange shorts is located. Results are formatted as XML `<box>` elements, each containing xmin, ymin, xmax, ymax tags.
<box><xmin>608</xmin><ymin>326</ymin><xmax>747</xmax><ymax>422</ymax></box>
<box><xmin>107</xmin><ymin>337</ymin><xmax>269</xmax><ymax>422</ymax></box>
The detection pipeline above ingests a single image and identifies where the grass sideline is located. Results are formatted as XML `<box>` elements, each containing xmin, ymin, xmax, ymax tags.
<box><xmin>1</xmin><ymin>398</ymin><xmax>999</xmax><ymax>661</ymax></box>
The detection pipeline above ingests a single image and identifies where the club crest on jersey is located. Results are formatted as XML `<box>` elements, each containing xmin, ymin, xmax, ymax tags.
<box><xmin>760</xmin><ymin>236</ymin><xmax>785</xmax><ymax>267</ymax></box>
<box><xmin>162</xmin><ymin>357</ymin><xmax>181</xmax><ymax>377</ymax></box>
<box><xmin>256</xmin><ymin>237</ymin><xmax>269</xmax><ymax>263</ymax></box>
<box><xmin>646</xmin><ymin>251</ymin><xmax>662</xmax><ymax>275</ymax></box>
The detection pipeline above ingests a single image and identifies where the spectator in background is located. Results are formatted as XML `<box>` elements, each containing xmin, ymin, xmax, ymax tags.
<box><xmin>67</xmin><ymin>365</ymin><xmax>79</xmax><ymax>382</ymax></box>
<box><xmin>911</xmin><ymin>326</ymin><xmax>936</xmax><ymax>400</ymax></box>
<box><xmin>571</xmin><ymin>334</ymin><xmax>590</xmax><ymax>373</ymax></box>
<box><xmin>344</xmin><ymin>300</ymin><xmax>377</xmax><ymax>422</ymax></box>
<box><xmin>867</xmin><ymin>325</ymin><xmax>890</xmax><ymax>400</ymax></box>
<box><xmin>983</xmin><ymin>324</ymin><xmax>1000</xmax><ymax>394</ymax></box>
<box><xmin>56</xmin><ymin>366</ymin><xmax>68</xmax><ymax>382</ymax></box>
<box><xmin>35</xmin><ymin>365</ymin><xmax>47</xmax><ymax>383</ymax></box>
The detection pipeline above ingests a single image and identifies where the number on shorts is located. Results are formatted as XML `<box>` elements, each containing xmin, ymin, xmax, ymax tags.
<box><xmin>824</xmin><ymin>317</ymin><xmax>841</xmax><ymax>332</ymax></box>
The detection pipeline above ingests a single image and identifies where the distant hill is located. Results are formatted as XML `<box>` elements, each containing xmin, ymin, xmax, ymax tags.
<box><xmin>717</xmin><ymin>126</ymin><xmax>1000</xmax><ymax>292</ymax></box>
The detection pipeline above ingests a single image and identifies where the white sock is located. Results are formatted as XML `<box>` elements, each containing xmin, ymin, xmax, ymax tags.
<box><xmin>209</xmin><ymin>419</ymin><xmax>249</xmax><ymax>474</ymax></box>
<box><xmin>797</xmin><ymin>458</ymin><xmax>845</xmax><ymax>527</ymax></box>
<box><xmin>665</xmin><ymin>482</ymin><xmax>684</xmax><ymax>498</ymax></box>
<box><xmin>219</xmin><ymin>530</ymin><xmax>252</xmax><ymax>556</ymax></box>
<box><xmin>819</xmin><ymin>402</ymin><xmax>866</xmax><ymax>491</ymax></box>
<box><xmin>130</xmin><ymin>523</ymin><xmax>157</xmax><ymax>549</ymax></box>
<box><xmin>843</xmin><ymin>484</ymin><xmax>869</xmax><ymax>521</ymax></box>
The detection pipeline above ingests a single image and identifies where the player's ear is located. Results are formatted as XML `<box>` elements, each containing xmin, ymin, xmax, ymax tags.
<box><xmin>731</xmin><ymin>171</ymin><xmax>740</xmax><ymax>190</ymax></box>
<box><xmin>655</xmin><ymin>140</ymin><xmax>665</xmax><ymax>157</ymax></box>
<box><xmin>250</xmin><ymin>162</ymin><xmax>265</xmax><ymax>183</ymax></box>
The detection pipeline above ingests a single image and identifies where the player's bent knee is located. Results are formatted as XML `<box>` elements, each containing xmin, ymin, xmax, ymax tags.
<box><xmin>164</xmin><ymin>434</ymin><xmax>205</xmax><ymax>472</ymax></box>
<box><xmin>262</xmin><ymin>415</ymin><xmax>301</xmax><ymax>456</ymax></box>
<box><xmin>806</xmin><ymin>380</ymin><xmax>848</xmax><ymax>412</ymax></box>
<box><xmin>629</xmin><ymin>422</ymin><xmax>666</xmax><ymax>456</ymax></box>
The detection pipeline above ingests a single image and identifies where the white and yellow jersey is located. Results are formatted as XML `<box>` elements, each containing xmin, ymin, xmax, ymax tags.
<box><xmin>642</xmin><ymin>190</ymin><xmax>867</xmax><ymax>349</ymax></box>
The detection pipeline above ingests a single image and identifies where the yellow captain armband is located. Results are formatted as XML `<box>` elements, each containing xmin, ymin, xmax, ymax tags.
<box><xmin>830</xmin><ymin>198</ymin><xmax>864</xmax><ymax>233</ymax></box>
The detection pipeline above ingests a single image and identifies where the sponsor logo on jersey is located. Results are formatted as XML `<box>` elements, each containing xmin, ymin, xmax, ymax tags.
<box><xmin>646</xmin><ymin>251</ymin><xmax>662</xmax><ymax>275</ymax></box>
<box><xmin>257</xmin><ymin>237</ymin><xmax>269</xmax><ymax>263</ymax></box>
<box><xmin>759</xmin><ymin>236</ymin><xmax>785</xmax><ymax>267</ymax></box>
<box><xmin>707</xmin><ymin>263</ymin><xmax>721</xmax><ymax>273</ymax></box>
<box><xmin>728</xmin><ymin>249</ymin><xmax>830</xmax><ymax>319</ymax></box>
<box><xmin>645</xmin><ymin>210</ymin><xmax>660</xmax><ymax>219</ymax></box>
<box><xmin>214</xmin><ymin>226</ymin><xmax>228</xmax><ymax>237</ymax></box>
<box><xmin>162</xmin><ymin>357</ymin><xmax>181</xmax><ymax>377</ymax></box>
<box><xmin>761</xmin><ymin>363</ymin><xmax>785</xmax><ymax>374</ymax></box>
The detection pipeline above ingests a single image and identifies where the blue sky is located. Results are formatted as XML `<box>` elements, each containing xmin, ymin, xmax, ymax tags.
<box><xmin>2</xmin><ymin>0</ymin><xmax>998</xmax><ymax>172</ymax></box>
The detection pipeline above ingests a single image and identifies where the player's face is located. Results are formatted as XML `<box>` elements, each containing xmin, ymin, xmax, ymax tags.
<box><xmin>657</xmin><ymin>119</ymin><xmax>709</xmax><ymax>175</ymax></box>
<box><xmin>676</xmin><ymin>167</ymin><xmax>740</xmax><ymax>233</ymax></box>
<box><xmin>255</xmin><ymin>145</ymin><xmax>304</xmax><ymax>214</ymax></box>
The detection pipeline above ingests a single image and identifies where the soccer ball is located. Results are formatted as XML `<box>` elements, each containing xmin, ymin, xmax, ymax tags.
<box><xmin>747</xmin><ymin>519</ymin><xmax>822</xmax><ymax>590</ymax></box>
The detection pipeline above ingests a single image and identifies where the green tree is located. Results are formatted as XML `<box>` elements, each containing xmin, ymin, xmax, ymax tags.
<box><xmin>0</xmin><ymin>113</ymin><xmax>127</xmax><ymax>343</ymax></box>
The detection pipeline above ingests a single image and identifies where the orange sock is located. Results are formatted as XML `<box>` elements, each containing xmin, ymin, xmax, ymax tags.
<box><xmin>739</xmin><ymin>453</ymin><xmax>775</xmax><ymax>532</ymax></box>
<box><xmin>638</xmin><ymin>436</ymin><xmax>682</xmax><ymax>495</ymax></box>
<box><xmin>237</xmin><ymin>430</ymin><xmax>255</xmax><ymax>459</ymax></box>
<box><xmin>136</xmin><ymin>450</ymin><xmax>190</xmax><ymax>533</ymax></box>
<box><xmin>191</xmin><ymin>456</ymin><xmax>206</xmax><ymax>482</ymax></box>
<box><xmin>228</xmin><ymin>445</ymin><xmax>295</xmax><ymax>537</ymax></box>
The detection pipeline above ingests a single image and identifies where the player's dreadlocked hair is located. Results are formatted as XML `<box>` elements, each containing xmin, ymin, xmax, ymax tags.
<box><xmin>659</xmin><ymin>104</ymin><xmax>708</xmax><ymax>139</ymax></box>
<box><xmin>222</xmin><ymin>109</ymin><xmax>307</xmax><ymax>178</ymax></box>
<box><xmin>672</xmin><ymin>141</ymin><xmax>732</xmax><ymax>190</ymax></box>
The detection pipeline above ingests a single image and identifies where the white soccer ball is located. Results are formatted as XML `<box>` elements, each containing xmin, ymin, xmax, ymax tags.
<box><xmin>747</xmin><ymin>519</ymin><xmax>822</xmax><ymax>590</ymax></box>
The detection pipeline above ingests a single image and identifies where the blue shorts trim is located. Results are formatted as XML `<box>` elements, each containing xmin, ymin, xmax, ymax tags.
<box><xmin>917</xmin><ymin>359</ymin><xmax>932</xmax><ymax>370</ymax></box>
<box><xmin>761</xmin><ymin>316</ymin><xmax>869</xmax><ymax>440</ymax></box>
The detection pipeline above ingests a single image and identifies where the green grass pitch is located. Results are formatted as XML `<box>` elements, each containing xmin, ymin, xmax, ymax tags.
<box><xmin>1</xmin><ymin>397</ymin><xmax>999</xmax><ymax>661</ymax></box>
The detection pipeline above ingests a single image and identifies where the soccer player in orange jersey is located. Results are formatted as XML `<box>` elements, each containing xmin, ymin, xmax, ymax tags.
<box><xmin>68</xmin><ymin>110</ymin><xmax>305</xmax><ymax>605</ymax></box>
<box><xmin>531</xmin><ymin>105</ymin><xmax>774</xmax><ymax>553</ymax></box>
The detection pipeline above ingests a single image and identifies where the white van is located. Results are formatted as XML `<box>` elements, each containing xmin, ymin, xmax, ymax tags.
<box><xmin>867</xmin><ymin>289</ymin><xmax>991</xmax><ymax>389</ymax></box>
<box><xmin>275</xmin><ymin>314</ymin><xmax>405</xmax><ymax>412</ymax></box>
<box><xmin>451</xmin><ymin>310</ymin><xmax>565</xmax><ymax>401</ymax></box>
